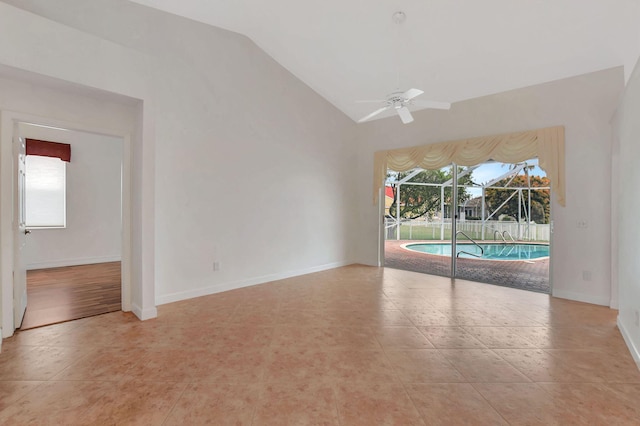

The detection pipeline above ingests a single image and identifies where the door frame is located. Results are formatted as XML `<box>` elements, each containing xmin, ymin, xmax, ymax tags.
<box><xmin>12</xmin><ymin>131</ymin><xmax>26</xmax><ymax>328</ymax></box>
<box><xmin>1</xmin><ymin>110</ymin><xmax>132</xmax><ymax>338</ymax></box>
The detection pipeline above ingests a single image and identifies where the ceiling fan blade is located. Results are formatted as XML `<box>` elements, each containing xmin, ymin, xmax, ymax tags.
<box><xmin>358</xmin><ymin>106</ymin><xmax>391</xmax><ymax>123</ymax></box>
<box><xmin>397</xmin><ymin>106</ymin><xmax>414</xmax><ymax>124</ymax></box>
<box><xmin>401</xmin><ymin>88</ymin><xmax>424</xmax><ymax>100</ymax></box>
<box><xmin>356</xmin><ymin>100</ymin><xmax>387</xmax><ymax>103</ymax></box>
<box><xmin>411</xmin><ymin>100</ymin><xmax>452</xmax><ymax>110</ymax></box>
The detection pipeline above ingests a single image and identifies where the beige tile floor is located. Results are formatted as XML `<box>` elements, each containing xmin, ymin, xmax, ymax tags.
<box><xmin>0</xmin><ymin>265</ymin><xmax>639</xmax><ymax>425</ymax></box>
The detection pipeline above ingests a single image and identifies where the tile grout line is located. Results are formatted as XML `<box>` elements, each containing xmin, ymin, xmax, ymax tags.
<box><xmin>158</xmin><ymin>381</ymin><xmax>190</xmax><ymax>426</ymax></box>
<box><xmin>469</xmin><ymin>381</ymin><xmax>517</xmax><ymax>425</ymax></box>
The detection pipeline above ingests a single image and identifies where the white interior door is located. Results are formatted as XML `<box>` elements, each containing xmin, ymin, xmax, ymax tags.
<box><xmin>13</xmin><ymin>135</ymin><xmax>28</xmax><ymax>329</ymax></box>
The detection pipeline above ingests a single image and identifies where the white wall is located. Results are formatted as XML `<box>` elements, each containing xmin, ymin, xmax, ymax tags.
<box><xmin>355</xmin><ymin>67</ymin><xmax>624</xmax><ymax>307</ymax></box>
<box><xmin>0</xmin><ymin>0</ymin><xmax>357</xmax><ymax>323</ymax></box>
<box><xmin>614</xmin><ymin>56</ymin><xmax>640</xmax><ymax>365</ymax></box>
<box><xmin>18</xmin><ymin>123</ymin><xmax>123</xmax><ymax>270</ymax></box>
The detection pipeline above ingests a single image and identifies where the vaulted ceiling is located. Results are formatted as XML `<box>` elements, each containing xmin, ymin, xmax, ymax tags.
<box><xmin>128</xmin><ymin>0</ymin><xmax>640</xmax><ymax>122</ymax></box>
<box><xmin>40</xmin><ymin>0</ymin><xmax>640</xmax><ymax>122</ymax></box>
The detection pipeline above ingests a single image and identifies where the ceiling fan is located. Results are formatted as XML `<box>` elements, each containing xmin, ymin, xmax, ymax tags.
<box><xmin>357</xmin><ymin>88</ymin><xmax>450</xmax><ymax>124</ymax></box>
<box><xmin>357</xmin><ymin>11</ymin><xmax>451</xmax><ymax>124</ymax></box>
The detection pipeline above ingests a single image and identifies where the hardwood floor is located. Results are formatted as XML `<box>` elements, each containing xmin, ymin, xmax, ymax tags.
<box><xmin>19</xmin><ymin>262</ymin><xmax>121</xmax><ymax>330</ymax></box>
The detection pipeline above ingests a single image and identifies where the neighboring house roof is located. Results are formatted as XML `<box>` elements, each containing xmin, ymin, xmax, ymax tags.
<box><xmin>464</xmin><ymin>196</ymin><xmax>485</xmax><ymax>208</ymax></box>
<box><xmin>385</xmin><ymin>186</ymin><xmax>394</xmax><ymax>199</ymax></box>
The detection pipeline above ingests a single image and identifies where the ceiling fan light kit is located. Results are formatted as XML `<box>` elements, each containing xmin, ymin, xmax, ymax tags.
<box><xmin>357</xmin><ymin>11</ymin><xmax>451</xmax><ymax>124</ymax></box>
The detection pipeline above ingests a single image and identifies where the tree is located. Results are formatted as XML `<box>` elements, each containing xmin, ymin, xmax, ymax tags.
<box><xmin>484</xmin><ymin>175</ymin><xmax>550</xmax><ymax>223</ymax></box>
<box><xmin>388</xmin><ymin>167</ymin><xmax>473</xmax><ymax>220</ymax></box>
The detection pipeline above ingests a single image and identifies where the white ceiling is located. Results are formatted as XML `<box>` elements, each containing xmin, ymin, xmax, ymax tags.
<box><xmin>130</xmin><ymin>0</ymin><xmax>640</xmax><ymax>122</ymax></box>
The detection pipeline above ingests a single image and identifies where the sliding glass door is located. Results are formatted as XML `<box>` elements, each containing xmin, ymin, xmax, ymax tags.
<box><xmin>383</xmin><ymin>164</ymin><xmax>459</xmax><ymax>278</ymax></box>
<box><xmin>383</xmin><ymin>159</ymin><xmax>550</xmax><ymax>294</ymax></box>
<box><xmin>453</xmin><ymin>160</ymin><xmax>551</xmax><ymax>293</ymax></box>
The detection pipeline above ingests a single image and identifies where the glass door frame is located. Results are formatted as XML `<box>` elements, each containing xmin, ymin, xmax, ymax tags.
<box><xmin>451</xmin><ymin>162</ymin><xmax>459</xmax><ymax>276</ymax></box>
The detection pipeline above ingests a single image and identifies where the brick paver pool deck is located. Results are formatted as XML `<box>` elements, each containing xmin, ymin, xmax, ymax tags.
<box><xmin>384</xmin><ymin>240</ymin><xmax>550</xmax><ymax>293</ymax></box>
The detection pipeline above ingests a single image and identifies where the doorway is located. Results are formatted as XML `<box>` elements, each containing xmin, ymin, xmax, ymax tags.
<box><xmin>383</xmin><ymin>159</ymin><xmax>551</xmax><ymax>293</ymax></box>
<box><xmin>13</xmin><ymin>121</ymin><xmax>124</xmax><ymax>330</ymax></box>
<box><xmin>0</xmin><ymin>111</ymin><xmax>131</xmax><ymax>337</ymax></box>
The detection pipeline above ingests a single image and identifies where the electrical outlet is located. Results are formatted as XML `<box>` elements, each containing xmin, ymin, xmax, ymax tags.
<box><xmin>213</xmin><ymin>261</ymin><xmax>220</xmax><ymax>271</ymax></box>
<box><xmin>582</xmin><ymin>270</ymin><xmax>591</xmax><ymax>281</ymax></box>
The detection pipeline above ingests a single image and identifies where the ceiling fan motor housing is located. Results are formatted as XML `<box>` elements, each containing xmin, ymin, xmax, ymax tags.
<box><xmin>392</xmin><ymin>11</ymin><xmax>406</xmax><ymax>24</ymax></box>
<box><xmin>388</xmin><ymin>92</ymin><xmax>408</xmax><ymax>108</ymax></box>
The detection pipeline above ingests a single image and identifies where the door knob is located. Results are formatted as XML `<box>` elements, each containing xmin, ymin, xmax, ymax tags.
<box><xmin>24</xmin><ymin>229</ymin><xmax>31</xmax><ymax>235</ymax></box>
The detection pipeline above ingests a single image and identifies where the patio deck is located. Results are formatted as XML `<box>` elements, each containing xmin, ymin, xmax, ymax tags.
<box><xmin>384</xmin><ymin>240</ymin><xmax>550</xmax><ymax>293</ymax></box>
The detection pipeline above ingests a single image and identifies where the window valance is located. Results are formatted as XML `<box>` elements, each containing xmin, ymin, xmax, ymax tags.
<box><xmin>26</xmin><ymin>138</ymin><xmax>71</xmax><ymax>162</ymax></box>
<box><xmin>373</xmin><ymin>126</ymin><xmax>565</xmax><ymax>206</ymax></box>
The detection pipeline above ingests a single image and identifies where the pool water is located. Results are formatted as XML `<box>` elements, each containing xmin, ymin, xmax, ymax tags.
<box><xmin>405</xmin><ymin>243</ymin><xmax>549</xmax><ymax>260</ymax></box>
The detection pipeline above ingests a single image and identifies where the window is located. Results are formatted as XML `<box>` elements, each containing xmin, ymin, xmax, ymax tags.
<box><xmin>25</xmin><ymin>155</ymin><xmax>66</xmax><ymax>228</ymax></box>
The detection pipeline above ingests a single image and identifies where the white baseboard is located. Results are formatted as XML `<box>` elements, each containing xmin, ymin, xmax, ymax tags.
<box><xmin>156</xmin><ymin>261</ymin><xmax>352</xmax><ymax>306</ymax></box>
<box><xmin>26</xmin><ymin>255</ymin><xmax>121</xmax><ymax>270</ymax></box>
<box><xmin>610</xmin><ymin>298</ymin><xmax>619</xmax><ymax>310</ymax></box>
<box><xmin>617</xmin><ymin>316</ymin><xmax>640</xmax><ymax>369</ymax></box>
<box><xmin>552</xmin><ymin>289</ymin><xmax>609</xmax><ymax>306</ymax></box>
<box><xmin>131</xmin><ymin>303</ymin><xmax>157</xmax><ymax>321</ymax></box>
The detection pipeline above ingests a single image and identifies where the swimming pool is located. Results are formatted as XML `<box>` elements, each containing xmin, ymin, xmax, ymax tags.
<box><xmin>404</xmin><ymin>243</ymin><xmax>549</xmax><ymax>260</ymax></box>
